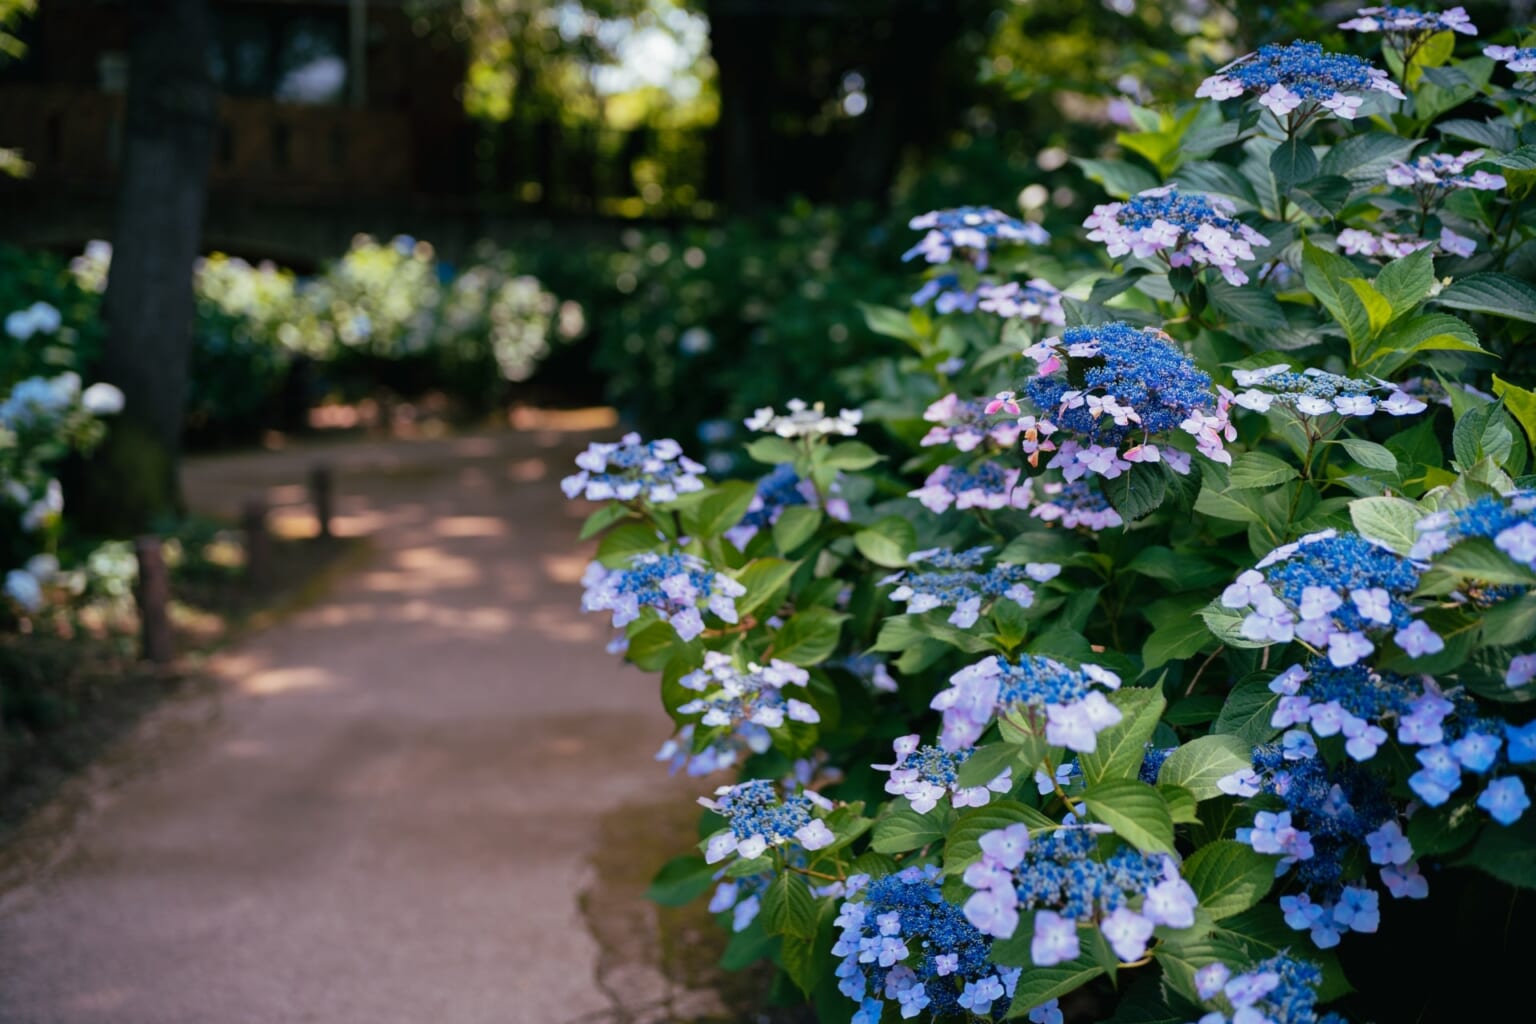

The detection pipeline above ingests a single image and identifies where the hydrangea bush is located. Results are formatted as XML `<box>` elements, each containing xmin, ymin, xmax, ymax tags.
<box><xmin>568</xmin><ymin>12</ymin><xmax>1535</xmax><ymax>1022</ymax></box>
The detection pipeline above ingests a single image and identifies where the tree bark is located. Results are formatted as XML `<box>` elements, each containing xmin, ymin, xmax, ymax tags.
<box><xmin>76</xmin><ymin>0</ymin><xmax>215</xmax><ymax>536</ymax></box>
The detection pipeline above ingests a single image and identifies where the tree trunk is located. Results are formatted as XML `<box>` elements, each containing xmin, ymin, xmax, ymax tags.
<box><xmin>76</xmin><ymin>0</ymin><xmax>215</xmax><ymax>536</ymax></box>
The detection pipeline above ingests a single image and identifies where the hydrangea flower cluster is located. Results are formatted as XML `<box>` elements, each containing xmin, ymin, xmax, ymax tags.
<box><xmin>744</xmin><ymin>398</ymin><xmax>862</xmax><ymax>438</ymax></box>
<box><xmin>1229</xmin><ymin>364</ymin><xmax>1428</xmax><ymax>418</ymax></box>
<box><xmin>872</xmin><ymin>735</ymin><xmax>1013</xmax><ymax>813</ymax></box>
<box><xmin>1196</xmin><ymin>41</ymin><xmax>1404</xmax><ymax>122</ymax></box>
<box><xmin>1339</xmin><ymin>5</ymin><xmax>1477</xmax><ymax>37</ymax></box>
<box><xmin>839</xmin><ymin>652</ymin><xmax>899</xmax><ymax>694</ymax></box>
<box><xmin>1337</xmin><ymin>225</ymin><xmax>1477</xmax><ymax>259</ymax></box>
<box><xmin>4</xmin><ymin>300</ymin><xmax>63</xmax><ymax>341</ymax></box>
<box><xmin>1024</xmin><ymin>322</ymin><xmax>1231</xmax><ymax>476</ymax></box>
<box><xmin>561</xmin><ymin>433</ymin><xmax>706</xmax><ymax>503</ymax></box>
<box><xmin>1188</xmin><ymin>955</ymin><xmax>1350</xmax><ymax>1024</ymax></box>
<box><xmin>673</xmin><ymin>651</ymin><xmax>819</xmax><ymax>752</ymax></box>
<box><xmin>904</xmin><ymin>207</ymin><xmax>1050</xmax><ymax>270</ymax></box>
<box><xmin>655</xmin><ymin>723</ymin><xmax>746</xmax><ymax>776</ymax></box>
<box><xmin>1385</xmin><ymin>150</ymin><xmax>1507</xmax><ymax>197</ymax></box>
<box><xmin>1029</xmin><ymin>479</ymin><xmax>1125</xmax><ymax>531</ymax></box>
<box><xmin>724</xmin><ymin>463</ymin><xmax>851</xmax><ymax>549</ymax></box>
<box><xmin>1222</xmin><ymin>530</ymin><xmax>1430</xmax><ymax>666</ymax></box>
<box><xmin>700</xmin><ymin>778</ymin><xmax>835</xmax><ymax>863</ymax></box>
<box><xmin>912</xmin><ymin>272</ymin><xmax>983</xmax><ymax>314</ymax></box>
<box><xmin>1484</xmin><ymin>45</ymin><xmax>1536</xmax><ymax>73</ymax></box>
<box><xmin>931</xmin><ymin>654</ymin><xmax>1123</xmax><ymax>752</ymax></box>
<box><xmin>960</xmin><ymin>822</ymin><xmax>1199</xmax><ymax>967</ymax></box>
<box><xmin>909</xmin><ymin>462</ymin><xmax>1031</xmax><ymax>514</ymax></box>
<box><xmin>832</xmin><ymin>865</ymin><xmax>1027</xmax><ymax>1023</ymax></box>
<box><xmin>1084</xmin><ymin>186</ymin><xmax>1271</xmax><ymax>286</ymax></box>
<box><xmin>920</xmin><ymin>394</ymin><xmax>1024</xmax><ymax>452</ymax></box>
<box><xmin>881</xmin><ymin>546</ymin><xmax>1060</xmax><ymax>629</ymax></box>
<box><xmin>978</xmin><ymin>279</ymin><xmax>1067</xmax><ymax>326</ymax></box>
<box><xmin>1225</xmin><ymin>740</ymin><xmax>1404</xmax><ymax>947</ymax></box>
<box><xmin>580</xmin><ymin>552</ymin><xmax>746</xmax><ymax>642</ymax></box>
<box><xmin>1409</xmin><ymin>493</ymin><xmax>1536</xmax><ymax>573</ymax></box>
<box><xmin>0</xmin><ymin>372</ymin><xmax>123</xmax><ymax>432</ymax></box>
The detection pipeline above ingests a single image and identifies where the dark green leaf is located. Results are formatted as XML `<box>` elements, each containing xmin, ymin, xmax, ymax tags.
<box><xmin>772</xmin><ymin>608</ymin><xmax>848</xmax><ymax>666</ymax></box>
<box><xmin>1183</xmin><ymin>840</ymin><xmax>1276</xmax><ymax>920</ymax></box>
<box><xmin>1435</xmin><ymin>272</ymin><xmax>1536</xmax><ymax>324</ymax></box>
<box><xmin>1081</xmin><ymin>779</ymin><xmax>1175</xmax><ymax>854</ymax></box>
<box><xmin>1158</xmin><ymin>734</ymin><xmax>1255</xmax><ymax>801</ymax></box>
<box><xmin>645</xmin><ymin>855</ymin><xmax>718</xmax><ymax>907</ymax></box>
<box><xmin>1079</xmin><ymin>687</ymin><xmax>1167</xmax><ymax>785</ymax></box>
<box><xmin>772</xmin><ymin>506</ymin><xmax>822</xmax><ymax>555</ymax></box>
<box><xmin>853</xmin><ymin>515</ymin><xmax>917</xmax><ymax>568</ymax></box>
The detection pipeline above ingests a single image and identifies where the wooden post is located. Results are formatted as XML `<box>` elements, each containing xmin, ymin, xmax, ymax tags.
<box><xmin>309</xmin><ymin>463</ymin><xmax>334</xmax><ymax>540</ymax></box>
<box><xmin>242</xmin><ymin>496</ymin><xmax>271</xmax><ymax>588</ymax></box>
<box><xmin>134</xmin><ymin>535</ymin><xmax>174</xmax><ymax>665</ymax></box>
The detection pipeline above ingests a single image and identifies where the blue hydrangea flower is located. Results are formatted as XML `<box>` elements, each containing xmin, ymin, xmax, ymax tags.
<box><xmin>723</xmin><ymin>463</ymin><xmax>851</xmax><ymax>549</ymax></box>
<box><xmin>581</xmin><ymin>552</ymin><xmax>747</xmax><ymax>642</ymax></box>
<box><xmin>872</xmin><ymin>735</ymin><xmax>1013</xmax><ymax>813</ymax></box>
<box><xmin>1084</xmin><ymin>186</ymin><xmax>1271</xmax><ymax>286</ymax></box>
<box><xmin>1222</xmin><ymin>530</ymin><xmax>1430</xmax><ymax>667</ymax></box>
<box><xmin>960</xmin><ymin>821</ymin><xmax>1198</xmax><ymax>966</ymax></box>
<box><xmin>562</xmin><ymin>432</ymin><xmax>707</xmax><ymax>503</ymax></box>
<box><xmin>0</xmin><ymin>372</ymin><xmax>89</xmax><ymax>431</ymax></box>
<box><xmin>912</xmin><ymin>272</ymin><xmax>981</xmax><ymax>313</ymax></box>
<box><xmin>905</xmin><ymin>207</ymin><xmax>1050</xmax><ymax>270</ymax></box>
<box><xmin>909</xmin><ymin>462</ymin><xmax>1032</xmax><ymax>514</ymax></box>
<box><xmin>1029</xmin><ymin>478</ymin><xmax>1125</xmax><ymax>531</ymax></box>
<box><xmin>1197</xmin><ymin>41</ymin><xmax>1404</xmax><ymax>122</ymax></box>
<box><xmin>1024</xmin><ymin>322</ymin><xmax>1232</xmax><ymax>477</ymax></box>
<box><xmin>1340</xmin><ymin>5</ymin><xmax>1477</xmax><ymax>36</ymax></box>
<box><xmin>1230</xmin><ymin>364</ymin><xmax>1428</xmax><ymax>418</ymax></box>
<box><xmin>832</xmin><ymin>865</ymin><xmax>1023</xmax><ymax>1021</ymax></box>
<box><xmin>1485</xmin><ymin>45</ymin><xmax>1536</xmax><ymax>73</ymax></box>
<box><xmin>699</xmin><ymin>778</ymin><xmax>836</xmax><ymax>863</ymax></box>
<box><xmin>1411</xmin><ymin>493</ymin><xmax>1536</xmax><ymax>573</ymax></box>
<box><xmin>4</xmin><ymin>300</ymin><xmax>63</xmax><ymax>341</ymax></box>
<box><xmin>882</xmin><ymin>546</ymin><xmax>1060</xmax><ymax>630</ymax></box>
<box><xmin>920</xmin><ymin>393</ymin><xmax>1025</xmax><ymax>452</ymax></box>
<box><xmin>664</xmin><ymin>651</ymin><xmax>818</xmax><ymax>769</ymax></box>
<box><xmin>978</xmin><ymin>278</ymin><xmax>1067</xmax><ymax>326</ymax></box>
<box><xmin>1184</xmin><ymin>955</ymin><xmax>1351</xmax><ymax>1024</ymax></box>
<box><xmin>931</xmin><ymin>653</ymin><xmax>1123</xmax><ymax>752</ymax></box>
<box><xmin>1386</xmin><ymin>150</ymin><xmax>1506</xmax><ymax>195</ymax></box>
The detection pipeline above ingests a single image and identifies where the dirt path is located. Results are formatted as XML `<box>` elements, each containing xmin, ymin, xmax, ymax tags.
<box><xmin>0</xmin><ymin>415</ymin><xmax>734</xmax><ymax>1024</ymax></box>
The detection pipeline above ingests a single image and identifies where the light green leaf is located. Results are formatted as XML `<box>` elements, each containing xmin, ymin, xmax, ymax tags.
<box><xmin>762</xmin><ymin>873</ymin><xmax>818</xmax><ymax>939</ymax></box>
<box><xmin>772</xmin><ymin>506</ymin><xmax>822</xmax><ymax>555</ymax></box>
<box><xmin>859</xmin><ymin>302</ymin><xmax>926</xmax><ymax>344</ymax></box>
<box><xmin>578</xmin><ymin>502</ymin><xmax>631</xmax><ymax>541</ymax></box>
<box><xmin>1303</xmin><ymin>241</ymin><xmax>1372</xmax><ymax>349</ymax></box>
<box><xmin>596</xmin><ymin>522</ymin><xmax>666</xmax><ymax>568</ymax></box>
<box><xmin>1143</xmin><ymin>617</ymin><xmax>1216</xmax><ymax>670</ymax></box>
<box><xmin>1493</xmin><ymin>375</ymin><xmax>1536</xmax><ymax>450</ymax></box>
<box><xmin>823</xmin><ymin>441</ymin><xmax>884</xmax><ymax>471</ymax></box>
<box><xmin>772</xmin><ymin>608</ymin><xmax>848</xmax><ymax>666</ymax></box>
<box><xmin>1183</xmin><ymin>840</ymin><xmax>1277</xmax><ymax>920</ymax></box>
<box><xmin>1345</xmin><ymin>277</ymin><xmax>1394</xmax><ymax>337</ymax></box>
<box><xmin>683</xmin><ymin>480</ymin><xmax>759</xmax><ymax>540</ymax></box>
<box><xmin>1079</xmin><ymin>687</ymin><xmax>1168</xmax><ymax>786</ymax></box>
<box><xmin>732</xmin><ymin>558</ymin><xmax>801</xmax><ymax>618</ymax></box>
<box><xmin>744</xmin><ymin>436</ymin><xmax>799</xmax><ymax>466</ymax></box>
<box><xmin>1081</xmin><ymin>779</ymin><xmax>1176</xmax><ymax>854</ymax></box>
<box><xmin>853</xmin><ymin>515</ymin><xmax>917</xmax><ymax>568</ymax></box>
<box><xmin>1349</xmin><ymin>495</ymin><xmax>1423</xmax><ymax>555</ymax></box>
<box><xmin>1158</xmin><ymin>734</ymin><xmax>1255</xmax><ymax>802</ymax></box>
<box><xmin>1199</xmin><ymin>600</ymin><xmax>1270</xmax><ymax>650</ymax></box>
<box><xmin>1212</xmin><ymin>678</ymin><xmax>1283</xmax><ymax>743</ymax></box>
<box><xmin>871</xmin><ymin>805</ymin><xmax>951</xmax><ymax>854</ymax></box>
<box><xmin>1435</xmin><ymin>272</ymin><xmax>1536</xmax><ymax>324</ymax></box>
<box><xmin>1227</xmin><ymin>451</ymin><xmax>1299</xmax><ymax>490</ymax></box>
<box><xmin>1337</xmin><ymin>438</ymin><xmax>1399</xmax><ymax>474</ymax></box>
<box><xmin>1374</xmin><ymin>247</ymin><xmax>1435</xmax><ymax>318</ymax></box>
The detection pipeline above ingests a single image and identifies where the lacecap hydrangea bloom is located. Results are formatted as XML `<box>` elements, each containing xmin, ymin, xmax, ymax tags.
<box><xmin>1188</xmin><ymin>955</ymin><xmax>1349</xmax><ymax>1024</ymax></box>
<box><xmin>1029</xmin><ymin>479</ymin><xmax>1125</xmax><ymax>531</ymax></box>
<box><xmin>978</xmin><ymin>279</ymin><xmax>1067</xmax><ymax>326</ymax></box>
<box><xmin>674</xmin><ymin>650</ymin><xmax>819</xmax><ymax>746</ymax></box>
<box><xmin>931</xmin><ymin>653</ymin><xmax>1123</xmax><ymax>752</ymax></box>
<box><xmin>904</xmin><ymin>206</ymin><xmax>1050</xmax><ymax>270</ymax></box>
<box><xmin>1386</xmin><ymin>150</ymin><xmax>1506</xmax><ymax>195</ymax></box>
<box><xmin>655</xmin><ymin>722</ymin><xmax>749</xmax><ymax>776</ymax></box>
<box><xmin>1485</xmin><ymin>45</ymin><xmax>1536</xmax><ymax>73</ymax></box>
<box><xmin>561</xmin><ymin>433</ymin><xmax>706</xmax><ymax>503</ymax></box>
<box><xmin>960</xmin><ymin>821</ymin><xmax>1199</xmax><ymax>966</ymax></box>
<box><xmin>872</xmin><ymin>735</ymin><xmax>1013</xmax><ymax>814</ymax></box>
<box><xmin>1196</xmin><ymin>41</ymin><xmax>1404</xmax><ymax>122</ymax></box>
<box><xmin>881</xmin><ymin>546</ymin><xmax>1060</xmax><ymax>630</ymax></box>
<box><xmin>699</xmin><ymin>778</ymin><xmax>835</xmax><ymax>862</ymax></box>
<box><xmin>581</xmin><ymin>552</ymin><xmax>746</xmax><ymax>642</ymax></box>
<box><xmin>909</xmin><ymin>462</ymin><xmax>1032</xmax><ymax>514</ymax></box>
<box><xmin>920</xmin><ymin>393</ymin><xmax>1024</xmax><ymax>452</ymax></box>
<box><xmin>1229</xmin><ymin>364</ymin><xmax>1427</xmax><ymax>418</ymax></box>
<box><xmin>744</xmin><ymin>398</ymin><xmax>862</xmax><ymax>438</ymax></box>
<box><xmin>1084</xmin><ymin>186</ymin><xmax>1271</xmax><ymax>286</ymax></box>
<box><xmin>1337</xmin><ymin>225</ymin><xmax>1477</xmax><ymax>259</ymax></box>
<box><xmin>1409</xmin><ymin>493</ymin><xmax>1536</xmax><ymax>572</ymax></box>
<box><xmin>832</xmin><ymin>865</ymin><xmax>1033</xmax><ymax>1023</ymax></box>
<box><xmin>1222</xmin><ymin>529</ymin><xmax>1432</xmax><ymax>667</ymax></box>
<box><xmin>1024</xmin><ymin>322</ymin><xmax>1233</xmax><ymax>478</ymax></box>
<box><xmin>724</xmin><ymin>463</ymin><xmax>851</xmax><ymax>549</ymax></box>
<box><xmin>1339</xmin><ymin>5</ymin><xmax>1476</xmax><ymax>37</ymax></box>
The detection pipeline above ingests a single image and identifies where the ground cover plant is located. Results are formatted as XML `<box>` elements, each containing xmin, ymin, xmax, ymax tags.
<box><xmin>567</xmin><ymin>9</ymin><xmax>1536</xmax><ymax>1022</ymax></box>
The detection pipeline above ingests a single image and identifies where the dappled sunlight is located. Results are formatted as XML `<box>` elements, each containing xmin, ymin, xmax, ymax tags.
<box><xmin>450</xmin><ymin>436</ymin><xmax>500</xmax><ymax>458</ymax></box>
<box><xmin>507</xmin><ymin>457</ymin><xmax>549</xmax><ymax>482</ymax></box>
<box><xmin>509</xmin><ymin>406</ymin><xmax>618</xmax><ymax>432</ymax></box>
<box><xmin>528</xmin><ymin>607</ymin><xmax>604</xmax><ymax>644</ymax></box>
<box><xmin>240</xmin><ymin>665</ymin><xmax>337</xmax><ymax>696</ymax></box>
<box><xmin>542</xmin><ymin>551</ymin><xmax>596</xmax><ymax>585</ymax></box>
<box><xmin>434</xmin><ymin>516</ymin><xmax>507</xmax><ymax>539</ymax></box>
